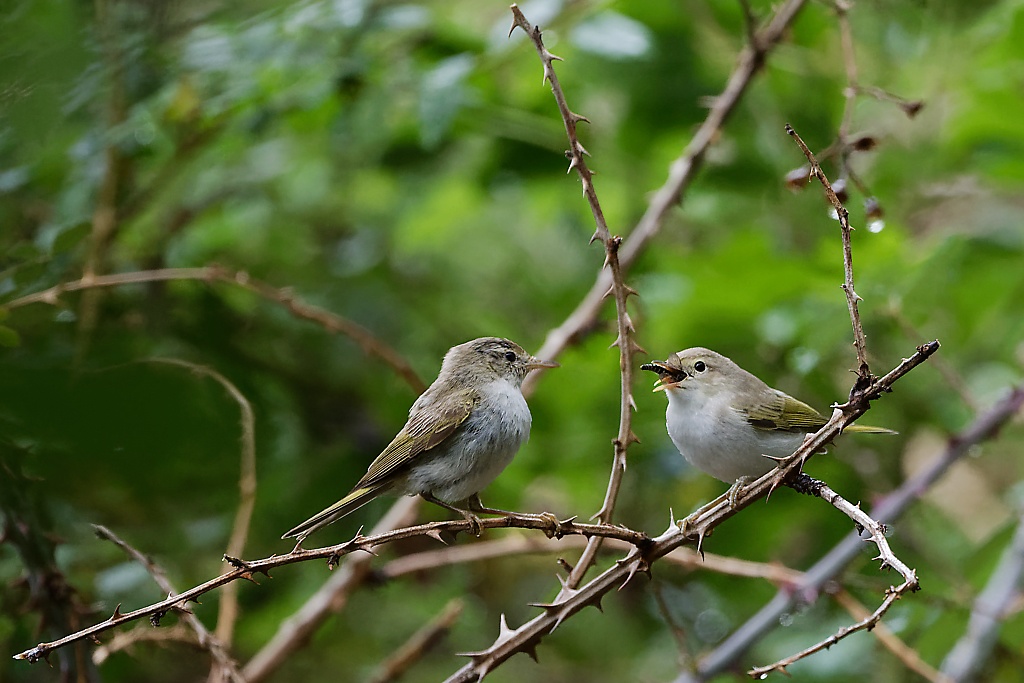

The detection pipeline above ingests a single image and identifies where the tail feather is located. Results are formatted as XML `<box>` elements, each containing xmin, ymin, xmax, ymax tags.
<box><xmin>282</xmin><ymin>484</ymin><xmax>388</xmax><ymax>540</ymax></box>
<box><xmin>844</xmin><ymin>424</ymin><xmax>897</xmax><ymax>435</ymax></box>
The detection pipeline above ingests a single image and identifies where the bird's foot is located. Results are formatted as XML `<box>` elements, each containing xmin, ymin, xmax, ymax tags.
<box><xmin>459</xmin><ymin>509</ymin><xmax>484</xmax><ymax>537</ymax></box>
<box><xmin>726</xmin><ymin>476</ymin><xmax>755</xmax><ymax>508</ymax></box>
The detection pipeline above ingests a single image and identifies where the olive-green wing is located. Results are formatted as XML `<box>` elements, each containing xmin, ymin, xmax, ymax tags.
<box><xmin>740</xmin><ymin>391</ymin><xmax>828</xmax><ymax>433</ymax></box>
<box><xmin>354</xmin><ymin>389</ymin><xmax>479</xmax><ymax>488</ymax></box>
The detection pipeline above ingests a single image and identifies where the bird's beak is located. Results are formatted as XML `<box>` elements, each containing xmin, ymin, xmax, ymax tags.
<box><xmin>640</xmin><ymin>361</ymin><xmax>687</xmax><ymax>392</ymax></box>
<box><xmin>526</xmin><ymin>356</ymin><xmax>560</xmax><ymax>371</ymax></box>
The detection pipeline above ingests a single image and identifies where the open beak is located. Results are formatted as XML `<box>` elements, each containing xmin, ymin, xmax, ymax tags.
<box><xmin>526</xmin><ymin>356</ymin><xmax>560</xmax><ymax>371</ymax></box>
<box><xmin>640</xmin><ymin>361</ymin><xmax>687</xmax><ymax>392</ymax></box>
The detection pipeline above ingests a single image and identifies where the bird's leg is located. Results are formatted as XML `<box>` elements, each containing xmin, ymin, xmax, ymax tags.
<box><xmin>726</xmin><ymin>476</ymin><xmax>755</xmax><ymax>508</ymax></box>
<box><xmin>467</xmin><ymin>494</ymin><xmax>565</xmax><ymax>536</ymax></box>
<box><xmin>422</xmin><ymin>493</ymin><xmax>483</xmax><ymax>537</ymax></box>
<box><xmin>465</xmin><ymin>493</ymin><xmax>517</xmax><ymax>517</ymax></box>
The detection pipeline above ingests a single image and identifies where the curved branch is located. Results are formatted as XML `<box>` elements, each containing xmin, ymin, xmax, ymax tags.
<box><xmin>3</xmin><ymin>266</ymin><xmax>426</xmax><ymax>393</ymax></box>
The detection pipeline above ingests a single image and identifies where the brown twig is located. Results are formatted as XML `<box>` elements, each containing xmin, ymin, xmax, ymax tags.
<box><xmin>444</xmin><ymin>343</ymin><xmax>938</xmax><ymax>682</ymax></box>
<box><xmin>522</xmin><ymin>0</ymin><xmax>810</xmax><ymax>383</ymax></box>
<box><xmin>142</xmin><ymin>359</ymin><xmax>257</xmax><ymax>676</ymax></box>
<box><xmin>368</xmin><ymin>599</ymin><xmax>464</xmax><ymax>683</ymax></box>
<box><xmin>241</xmin><ymin>497</ymin><xmax>421</xmax><ymax>683</ymax></box>
<box><xmin>91</xmin><ymin>525</ymin><xmax>246</xmax><ymax>683</ymax></box>
<box><xmin>92</xmin><ymin>624</ymin><xmax>199</xmax><ymax>664</ymax></box>
<box><xmin>7</xmin><ymin>508</ymin><xmax>654</xmax><ymax>666</ymax></box>
<box><xmin>509</xmin><ymin>3</ymin><xmax>641</xmax><ymax>590</ymax></box>
<box><xmin>834</xmin><ymin>0</ymin><xmax>858</xmax><ymax>183</ymax></box>
<box><xmin>785</xmin><ymin>123</ymin><xmax>871</xmax><ymax>381</ymax></box>
<box><xmin>3</xmin><ymin>265</ymin><xmax>426</xmax><ymax>393</ymax></box>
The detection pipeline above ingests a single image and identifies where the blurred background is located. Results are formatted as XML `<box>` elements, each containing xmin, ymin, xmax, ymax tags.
<box><xmin>2</xmin><ymin>0</ymin><xmax>1023</xmax><ymax>681</ymax></box>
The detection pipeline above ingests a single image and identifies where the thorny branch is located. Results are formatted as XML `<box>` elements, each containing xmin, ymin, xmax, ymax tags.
<box><xmin>2</xmin><ymin>266</ymin><xmax>426</xmax><ymax>393</ymax></box>
<box><xmin>12</xmin><ymin>512</ymin><xmax>652</xmax><ymax>664</ymax></box>
<box><xmin>444</xmin><ymin>343</ymin><xmax>938</xmax><ymax>682</ymax></box>
<box><xmin>748</xmin><ymin>478</ymin><xmax>918</xmax><ymax>677</ymax></box>
<box><xmin>673</xmin><ymin>383</ymin><xmax>1024</xmax><ymax>683</ymax></box>
<box><xmin>509</xmin><ymin>3</ymin><xmax>641</xmax><ymax>590</ymax></box>
<box><xmin>144</xmin><ymin>359</ymin><xmax>256</xmax><ymax>663</ymax></box>
<box><xmin>785</xmin><ymin>123</ymin><xmax>870</xmax><ymax>381</ymax></box>
<box><xmin>91</xmin><ymin>526</ymin><xmax>246</xmax><ymax>683</ymax></box>
<box><xmin>240</xmin><ymin>497</ymin><xmax>421</xmax><ymax>683</ymax></box>
<box><xmin>523</xmin><ymin>0</ymin><xmax>811</xmax><ymax>381</ymax></box>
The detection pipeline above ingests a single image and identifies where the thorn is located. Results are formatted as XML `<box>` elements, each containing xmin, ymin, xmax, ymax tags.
<box><xmin>589</xmin><ymin>230</ymin><xmax>601</xmax><ymax>245</ymax></box>
<box><xmin>498</xmin><ymin>613</ymin><xmax>514</xmax><ymax>637</ymax></box>
<box><xmin>571</xmin><ymin>112</ymin><xmax>591</xmax><ymax>125</ymax></box>
<box><xmin>425</xmin><ymin>529</ymin><xmax>450</xmax><ymax>545</ymax></box>
<box><xmin>576</xmin><ymin>142</ymin><xmax>591</xmax><ymax>158</ymax></box>
<box><xmin>546</xmin><ymin>51</ymin><xmax>563</xmax><ymax>63</ymax></box>
<box><xmin>110</xmin><ymin>603</ymin><xmax>123</xmax><ymax>620</ymax></box>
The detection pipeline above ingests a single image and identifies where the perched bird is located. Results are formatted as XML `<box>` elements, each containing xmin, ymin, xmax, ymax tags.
<box><xmin>283</xmin><ymin>337</ymin><xmax>558</xmax><ymax>542</ymax></box>
<box><xmin>641</xmin><ymin>347</ymin><xmax>894</xmax><ymax>487</ymax></box>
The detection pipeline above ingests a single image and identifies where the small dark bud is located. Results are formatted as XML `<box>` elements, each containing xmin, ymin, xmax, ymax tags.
<box><xmin>864</xmin><ymin>196</ymin><xmax>884</xmax><ymax>220</ymax></box>
<box><xmin>832</xmin><ymin>177</ymin><xmax>849</xmax><ymax>204</ymax></box>
<box><xmin>901</xmin><ymin>100</ymin><xmax>925</xmax><ymax>118</ymax></box>
<box><xmin>784</xmin><ymin>165</ymin><xmax>810</xmax><ymax>191</ymax></box>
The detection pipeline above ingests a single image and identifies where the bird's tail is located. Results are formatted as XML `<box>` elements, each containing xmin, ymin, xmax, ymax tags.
<box><xmin>844</xmin><ymin>424</ymin><xmax>898</xmax><ymax>435</ymax></box>
<box><xmin>281</xmin><ymin>484</ymin><xmax>389</xmax><ymax>540</ymax></box>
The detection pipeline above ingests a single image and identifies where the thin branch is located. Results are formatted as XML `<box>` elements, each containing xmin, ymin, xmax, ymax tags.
<box><xmin>509</xmin><ymin>2</ymin><xmax>641</xmax><ymax>590</ymax></box>
<box><xmin>941</xmin><ymin>510</ymin><xmax>1024</xmax><ymax>682</ymax></box>
<box><xmin>7</xmin><ymin>509</ymin><xmax>655</xmax><ymax>666</ymax></box>
<box><xmin>834</xmin><ymin>0</ymin><xmax>858</xmax><ymax>182</ymax></box>
<box><xmin>92</xmin><ymin>624</ymin><xmax>199</xmax><ymax>664</ymax></box>
<box><xmin>3</xmin><ymin>265</ymin><xmax>426</xmax><ymax>393</ymax></box>
<box><xmin>672</xmin><ymin>382</ymin><xmax>1024</xmax><ymax>683</ymax></box>
<box><xmin>241</xmin><ymin>497</ymin><xmax>421</xmax><ymax>683</ymax></box>
<box><xmin>522</xmin><ymin>0</ymin><xmax>810</xmax><ymax>386</ymax></box>
<box><xmin>748</xmin><ymin>479</ymin><xmax>918</xmax><ymax>676</ymax></box>
<box><xmin>91</xmin><ymin>526</ymin><xmax>246</xmax><ymax>683</ymax></box>
<box><xmin>445</xmin><ymin>344</ymin><xmax>938</xmax><ymax>682</ymax></box>
<box><xmin>142</xmin><ymin>359</ymin><xmax>257</xmax><ymax>666</ymax></box>
<box><xmin>785</xmin><ymin>123</ymin><xmax>870</xmax><ymax>380</ymax></box>
<box><xmin>832</xmin><ymin>590</ymin><xmax>952</xmax><ymax>683</ymax></box>
<box><xmin>368</xmin><ymin>599</ymin><xmax>464</xmax><ymax>683</ymax></box>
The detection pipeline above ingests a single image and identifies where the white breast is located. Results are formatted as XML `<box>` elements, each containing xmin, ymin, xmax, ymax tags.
<box><xmin>664</xmin><ymin>387</ymin><xmax>804</xmax><ymax>483</ymax></box>
<box><xmin>401</xmin><ymin>377</ymin><xmax>531</xmax><ymax>503</ymax></box>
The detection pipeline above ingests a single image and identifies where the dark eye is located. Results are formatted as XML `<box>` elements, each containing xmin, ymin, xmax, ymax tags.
<box><xmin>693</xmin><ymin>361</ymin><xmax>707</xmax><ymax>372</ymax></box>
<box><xmin>504</xmin><ymin>351</ymin><xmax>517</xmax><ymax>362</ymax></box>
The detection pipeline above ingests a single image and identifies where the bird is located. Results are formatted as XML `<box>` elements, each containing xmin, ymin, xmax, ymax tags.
<box><xmin>283</xmin><ymin>337</ymin><xmax>558</xmax><ymax>542</ymax></box>
<box><xmin>641</xmin><ymin>347</ymin><xmax>894</xmax><ymax>489</ymax></box>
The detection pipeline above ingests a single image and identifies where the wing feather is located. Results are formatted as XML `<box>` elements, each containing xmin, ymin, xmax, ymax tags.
<box><xmin>354</xmin><ymin>389</ymin><xmax>478</xmax><ymax>487</ymax></box>
<box><xmin>741</xmin><ymin>391</ymin><xmax>828</xmax><ymax>433</ymax></box>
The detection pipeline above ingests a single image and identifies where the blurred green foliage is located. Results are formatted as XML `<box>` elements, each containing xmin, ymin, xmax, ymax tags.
<box><xmin>2</xmin><ymin>0</ymin><xmax>1024</xmax><ymax>681</ymax></box>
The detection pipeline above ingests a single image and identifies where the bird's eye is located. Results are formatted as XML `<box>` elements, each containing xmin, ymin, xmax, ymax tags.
<box><xmin>504</xmin><ymin>351</ymin><xmax>517</xmax><ymax>362</ymax></box>
<box><xmin>693</xmin><ymin>361</ymin><xmax>707</xmax><ymax>372</ymax></box>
